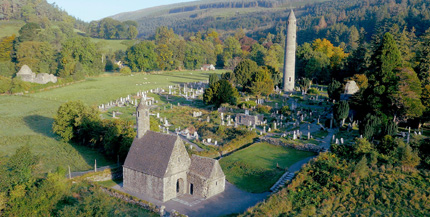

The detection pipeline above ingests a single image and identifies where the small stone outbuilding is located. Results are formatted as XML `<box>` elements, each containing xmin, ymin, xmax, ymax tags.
<box><xmin>235</xmin><ymin>113</ymin><xmax>264</xmax><ymax>126</ymax></box>
<box><xmin>16</xmin><ymin>65</ymin><xmax>57</xmax><ymax>84</ymax></box>
<box><xmin>340</xmin><ymin>80</ymin><xmax>360</xmax><ymax>100</ymax></box>
<box><xmin>123</xmin><ymin>100</ymin><xmax>225</xmax><ymax>202</ymax></box>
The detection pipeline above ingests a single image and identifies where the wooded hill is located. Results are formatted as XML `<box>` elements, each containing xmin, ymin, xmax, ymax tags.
<box><xmin>109</xmin><ymin>0</ymin><xmax>328</xmax><ymax>38</ymax></box>
<box><xmin>110</xmin><ymin>0</ymin><xmax>430</xmax><ymax>47</ymax></box>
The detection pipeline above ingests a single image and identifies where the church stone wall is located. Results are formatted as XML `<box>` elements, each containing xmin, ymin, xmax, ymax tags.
<box><xmin>163</xmin><ymin>171</ymin><xmax>188</xmax><ymax>202</ymax></box>
<box><xmin>123</xmin><ymin>167</ymin><xmax>164</xmax><ymax>201</ymax></box>
<box><xmin>206</xmin><ymin>177</ymin><xmax>225</xmax><ymax>198</ymax></box>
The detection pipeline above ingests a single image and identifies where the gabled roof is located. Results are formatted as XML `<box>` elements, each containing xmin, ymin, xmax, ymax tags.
<box><xmin>17</xmin><ymin>65</ymin><xmax>33</xmax><ymax>75</ymax></box>
<box><xmin>189</xmin><ymin>155</ymin><xmax>223</xmax><ymax>179</ymax></box>
<box><xmin>124</xmin><ymin>131</ymin><xmax>179</xmax><ymax>178</ymax></box>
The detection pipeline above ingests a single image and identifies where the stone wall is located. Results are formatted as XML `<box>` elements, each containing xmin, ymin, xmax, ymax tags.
<box><xmin>163</xmin><ymin>171</ymin><xmax>188</xmax><ymax>202</ymax></box>
<box><xmin>205</xmin><ymin>177</ymin><xmax>225</xmax><ymax>198</ymax></box>
<box><xmin>261</xmin><ymin>137</ymin><xmax>324</xmax><ymax>153</ymax></box>
<box><xmin>82</xmin><ymin>168</ymin><xmax>122</xmax><ymax>182</ymax></box>
<box><xmin>123</xmin><ymin>167</ymin><xmax>164</xmax><ymax>201</ymax></box>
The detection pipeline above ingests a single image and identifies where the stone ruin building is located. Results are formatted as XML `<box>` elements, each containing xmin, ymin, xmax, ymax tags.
<box><xmin>235</xmin><ymin>113</ymin><xmax>264</xmax><ymax>126</ymax></box>
<box><xmin>340</xmin><ymin>80</ymin><xmax>360</xmax><ymax>100</ymax></box>
<box><xmin>123</xmin><ymin>99</ymin><xmax>225</xmax><ymax>202</ymax></box>
<box><xmin>16</xmin><ymin>65</ymin><xmax>58</xmax><ymax>84</ymax></box>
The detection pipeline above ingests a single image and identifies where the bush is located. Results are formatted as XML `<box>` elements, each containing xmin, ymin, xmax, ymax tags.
<box><xmin>307</xmin><ymin>88</ymin><xmax>320</xmax><ymax>95</ymax></box>
<box><xmin>238</xmin><ymin>100</ymin><xmax>257</xmax><ymax>109</ymax></box>
<box><xmin>120</xmin><ymin>66</ymin><xmax>132</xmax><ymax>75</ymax></box>
<box><xmin>10</xmin><ymin>78</ymin><xmax>30</xmax><ymax>94</ymax></box>
<box><xmin>0</xmin><ymin>76</ymin><xmax>12</xmax><ymax>94</ymax></box>
<box><xmin>280</xmin><ymin>105</ymin><xmax>291</xmax><ymax>116</ymax></box>
<box><xmin>256</xmin><ymin>104</ymin><xmax>271</xmax><ymax>114</ymax></box>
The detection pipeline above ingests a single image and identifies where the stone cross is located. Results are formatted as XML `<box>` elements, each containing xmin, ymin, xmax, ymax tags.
<box><xmin>112</xmin><ymin>111</ymin><xmax>116</xmax><ymax>118</ymax></box>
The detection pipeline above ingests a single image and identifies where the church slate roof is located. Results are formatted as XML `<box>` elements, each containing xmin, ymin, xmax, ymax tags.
<box><xmin>189</xmin><ymin>155</ymin><xmax>218</xmax><ymax>179</ymax></box>
<box><xmin>124</xmin><ymin>131</ymin><xmax>179</xmax><ymax>178</ymax></box>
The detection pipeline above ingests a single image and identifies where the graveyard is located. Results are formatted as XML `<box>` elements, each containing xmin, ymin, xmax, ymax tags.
<box><xmin>94</xmin><ymin>76</ymin><xmax>366</xmax><ymax>195</ymax></box>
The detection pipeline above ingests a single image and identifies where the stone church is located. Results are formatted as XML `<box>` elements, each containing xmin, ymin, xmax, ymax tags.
<box><xmin>123</xmin><ymin>99</ymin><xmax>225</xmax><ymax>202</ymax></box>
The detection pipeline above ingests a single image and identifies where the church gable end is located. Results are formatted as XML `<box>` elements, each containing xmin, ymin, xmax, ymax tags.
<box><xmin>165</xmin><ymin>138</ymin><xmax>191</xmax><ymax>176</ymax></box>
<box><xmin>123</xmin><ymin>131</ymin><xmax>178</xmax><ymax>178</ymax></box>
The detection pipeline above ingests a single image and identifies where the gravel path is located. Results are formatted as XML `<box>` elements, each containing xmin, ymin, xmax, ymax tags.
<box><xmin>112</xmin><ymin>182</ymin><xmax>269</xmax><ymax>217</ymax></box>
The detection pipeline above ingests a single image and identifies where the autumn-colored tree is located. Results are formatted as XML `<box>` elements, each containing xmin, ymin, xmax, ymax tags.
<box><xmin>0</xmin><ymin>35</ymin><xmax>15</xmax><ymax>61</ymax></box>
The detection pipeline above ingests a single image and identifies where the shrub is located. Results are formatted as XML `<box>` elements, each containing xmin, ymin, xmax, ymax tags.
<box><xmin>238</xmin><ymin>100</ymin><xmax>257</xmax><ymax>109</ymax></box>
<box><xmin>307</xmin><ymin>88</ymin><xmax>320</xmax><ymax>95</ymax></box>
<box><xmin>256</xmin><ymin>104</ymin><xmax>271</xmax><ymax>114</ymax></box>
<box><xmin>120</xmin><ymin>66</ymin><xmax>132</xmax><ymax>75</ymax></box>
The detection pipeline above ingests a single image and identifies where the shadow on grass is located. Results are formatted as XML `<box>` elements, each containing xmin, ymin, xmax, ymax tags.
<box><xmin>23</xmin><ymin>115</ymin><xmax>57</xmax><ymax>138</ymax></box>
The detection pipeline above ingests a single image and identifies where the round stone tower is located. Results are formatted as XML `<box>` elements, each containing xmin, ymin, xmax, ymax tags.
<box><xmin>283</xmin><ymin>9</ymin><xmax>297</xmax><ymax>92</ymax></box>
<box><xmin>136</xmin><ymin>99</ymin><xmax>150</xmax><ymax>138</ymax></box>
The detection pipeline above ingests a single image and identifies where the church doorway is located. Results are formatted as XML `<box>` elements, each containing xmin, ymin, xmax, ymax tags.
<box><xmin>176</xmin><ymin>178</ymin><xmax>184</xmax><ymax>195</ymax></box>
<box><xmin>190</xmin><ymin>183</ymin><xmax>194</xmax><ymax>195</ymax></box>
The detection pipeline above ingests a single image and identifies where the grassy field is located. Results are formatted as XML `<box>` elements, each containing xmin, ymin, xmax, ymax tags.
<box><xmin>90</xmin><ymin>38</ymin><xmax>135</xmax><ymax>53</ymax></box>
<box><xmin>220</xmin><ymin>142</ymin><xmax>316</xmax><ymax>193</ymax></box>
<box><xmin>0</xmin><ymin>70</ymin><xmax>224</xmax><ymax>172</ymax></box>
<box><xmin>0</xmin><ymin>20</ymin><xmax>24</xmax><ymax>38</ymax></box>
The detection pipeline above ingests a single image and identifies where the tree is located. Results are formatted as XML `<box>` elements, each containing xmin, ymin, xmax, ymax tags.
<box><xmin>128</xmin><ymin>25</ymin><xmax>138</xmax><ymax>39</ymax></box>
<box><xmin>264</xmin><ymin>44</ymin><xmax>283</xmax><ymax>71</ymax></box>
<box><xmin>222</xmin><ymin>36</ymin><xmax>242</xmax><ymax>69</ymax></box>
<box><xmin>327</xmin><ymin>79</ymin><xmax>342</xmax><ymax>101</ymax></box>
<box><xmin>209</xmin><ymin>73</ymin><xmax>219</xmax><ymax>87</ymax></box>
<box><xmin>203</xmin><ymin>79</ymin><xmax>239</xmax><ymax>107</ymax></box>
<box><xmin>120</xmin><ymin>66</ymin><xmax>131</xmax><ymax>75</ymax></box>
<box><xmin>52</xmin><ymin>101</ymin><xmax>99</xmax><ymax>142</ymax></box>
<box><xmin>233</xmin><ymin>59</ymin><xmax>258</xmax><ymax>88</ymax></box>
<box><xmin>126</xmin><ymin>41</ymin><xmax>157</xmax><ymax>72</ymax></box>
<box><xmin>249</xmin><ymin>43</ymin><xmax>266</xmax><ymax>66</ymax></box>
<box><xmin>0</xmin><ymin>35</ymin><xmax>15</xmax><ymax>61</ymax></box>
<box><xmin>364</xmin><ymin>32</ymin><xmax>402</xmax><ymax>117</ymax></box>
<box><xmin>391</xmin><ymin>67</ymin><xmax>424</xmax><ymax>122</ymax></box>
<box><xmin>249</xmin><ymin>67</ymin><xmax>274</xmax><ymax>97</ymax></box>
<box><xmin>418</xmin><ymin>28</ymin><xmax>430</xmax><ymax>85</ymax></box>
<box><xmin>334</xmin><ymin>100</ymin><xmax>349</xmax><ymax>125</ymax></box>
<box><xmin>398</xmin><ymin>143</ymin><xmax>420</xmax><ymax>171</ymax></box>
<box><xmin>18</xmin><ymin>23</ymin><xmax>41</xmax><ymax>42</ymax></box>
<box><xmin>359</xmin><ymin>114</ymin><xmax>381</xmax><ymax>140</ymax></box>
<box><xmin>59</xmin><ymin>37</ymin><xmax>104</xmax><ymax>77</ymax></box>
<box><xmin>16</xmin><ymin>41</ymin><xmax>56</xmax><ymax>74</ymax></box>
<box><xmin>299</xmin><ymin>78</ymin><xmax>312</xmax><ymax>94</ymax></box>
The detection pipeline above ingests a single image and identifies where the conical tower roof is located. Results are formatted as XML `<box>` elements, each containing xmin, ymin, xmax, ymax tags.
<box><xmin>288</xmin><ymin>9</ymin><xmax>296</xmax><ymax>21</ymax></box>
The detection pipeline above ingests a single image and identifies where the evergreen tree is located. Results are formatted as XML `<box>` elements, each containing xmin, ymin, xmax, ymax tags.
<box><xmin>364</xmin><ymin>32</ymin><xmax>402</xmax><ymax>117</ymax></box>
<box><xmin>334</xmin><ymin>100</ymin><xmax>349</xmax><ymax>126</ymax></box>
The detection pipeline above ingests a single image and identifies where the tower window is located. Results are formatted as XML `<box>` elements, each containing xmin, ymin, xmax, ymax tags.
<box><xmin>289</xmin><ymin>77</ymin><xmax>292</xmax><ymax>82</ymax></box>
<box><xmin>137</xmin><ymin>111</ymin><xmax>140</xmax><ymax>117</ymax></box>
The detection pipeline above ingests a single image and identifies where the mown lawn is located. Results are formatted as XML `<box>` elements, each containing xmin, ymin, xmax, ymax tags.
<box><xmin>0</xmin><ymin>70</ymin><xmax>224</xmax><ymax>172</ymax></box>
<box><xmin>220</xmin><ymin>142</ymin><xmax>316</xmax><ymax>193</ymax></box>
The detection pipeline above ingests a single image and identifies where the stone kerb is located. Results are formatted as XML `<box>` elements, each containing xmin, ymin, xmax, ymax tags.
<box><xmin>260</xmin><ymin>137</ymin><xmax>324</xmax><ymax>153</ymax></box>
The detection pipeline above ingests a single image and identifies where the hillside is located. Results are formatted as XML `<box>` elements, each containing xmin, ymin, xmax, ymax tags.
<box><xmin>110</xmin><ymin>0</ymin><xmax>430</xmax><ymax>47</ymax></box>
<box><xmin>110</xmin><ymin>0</ymin><xmax>329</xmax><ymax>38</ymax></box>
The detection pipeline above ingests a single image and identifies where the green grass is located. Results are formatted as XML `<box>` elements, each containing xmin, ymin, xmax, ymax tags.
<box><xmin>0</xmin><ymin>70</ymin><xmax>223</xmax><ymax>173</ymax></box>
<box><xmin>220</xmin><ymin>142</ymin><xmax>316</xmax><ymax>193</ymax></box>
<box><xmin>30</xmin><ymin>71</ymin><xmax>223</xmax><ymax>106</ymax></box>
<box><xmin>90</xmin><ymin>38</ymin><xmax>135</xmax><ymax>53</ymax></box>
<box><xmin>97</xmin><ymin>178</ymin><xmax>123</xmax><ymax>188</ymax></box>
<box><xmin>0</xmin><ymin>20</ymin><xmax>24</xmax><ymax>38</ymax></box>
